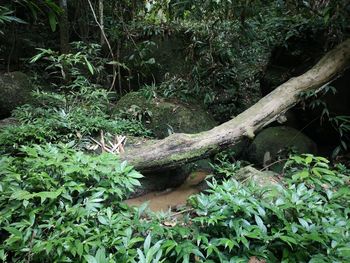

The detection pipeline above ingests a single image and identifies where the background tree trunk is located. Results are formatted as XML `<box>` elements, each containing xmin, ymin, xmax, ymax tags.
<box><xmin>59</xmin><ymin>0</ymin><xmax>70</xmax><ymax>54</ymax></box>
<box><xmin>99</xmin><ymin>0</ymin><xmax>104</xmax><ymax>45</ymax></box>
<box><xmin>121</xmin><ymin>39</ymin><xmax>350</xmax><ymax>172</ymax></box>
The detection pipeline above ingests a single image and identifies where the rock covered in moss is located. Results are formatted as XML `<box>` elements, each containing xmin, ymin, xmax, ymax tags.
<box><xmin>115</xmin><ymin>92</ymin><xmax>216</xmax><ymax>138</ymax></box>
<box><xmin>0</xmin><ymin>117</ymin><xmax>17</xmax><ymax>129</ymax></box>
<box><xmin>235</xmin><ymin>166</ymin><xmax>280</xmax><ymax>188</ymax></box>
<box><xmin>0</xmin><ymin>72</ymin><xmax>33</xmax><ymax>118</ymax></box>
<box><xmin>247</xmin><ymin>126</ymin><xmax>317</xmax><ymax>171</ymax></box>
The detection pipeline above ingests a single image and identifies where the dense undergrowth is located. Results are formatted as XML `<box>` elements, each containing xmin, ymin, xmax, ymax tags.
<box><xmin>1</xmin><ymin>1</ymin><xmax>350</xmax><ymax>262</ymax></box>
<box><xmin>1</xmin><ymin>147</ymin><xmax>349</xmax><ymax>262</ymax></box>
<box><xmin>0</xmin><ymin>87</ymin><xmax>152</xmax><ymax>155</ymax></box>
<box><xmin>108</xmin><ymin>1</ymin><xmax>349</xmax><ymax>122</ymax></box>
<box><xmin>1</xmin><ymin>73</ymin><xmax>349</xmax><ymax>261</ymax></box>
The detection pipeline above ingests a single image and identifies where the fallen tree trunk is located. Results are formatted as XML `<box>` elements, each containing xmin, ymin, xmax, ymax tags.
<box><xmin>121</xmin><ymin>39</ymin><xmax>350</xmax><ymax>172</ymax></box>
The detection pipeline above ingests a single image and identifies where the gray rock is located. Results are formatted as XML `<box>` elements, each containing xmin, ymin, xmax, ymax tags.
<box><xmin>246</xmin><ymin>126</ymin><xmax>317</xmax><ymax>172</ymax></box>
<box><xmin>0</xmin><ymin>117</ymin><xmax>17</xmax><ymax>129</ymax></box>
<box><xmin>0</xmin><ymin>72</ymin><xmax>33</xmax><ymax>118</ymax></box>
<box><xmin>235</xmin><ymin>166</ymin><xmax>281</xmax><ymax>188</ymax></box>
<box><xmin>115</xmin><ymin>92</ymin><xmax>216</xmax><ymax>139</ymax></box>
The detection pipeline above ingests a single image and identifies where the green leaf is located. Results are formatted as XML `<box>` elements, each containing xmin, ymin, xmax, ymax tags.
<box><xmin>3</xmin><ymin>227</ymin><xmax>22</xmax><ymax>238</ymax></box>
<box><xmin>280</xmin><ymin>235</ymin><xmax>297</xmax><ymax>247</ymax></box>
<box><xmin>75</xmin><ymin>240</ymin><xmax>84</xmax><ymax>257</ymax></box>
<box><xmin>292</xmin><ymin>170</ymin><xmax>309</xmax><ymax>181</ymax></box>
<box><xmin>305</xmin><ymin>155</ymin><xmax>313</xmax><ymax>164</ymax></box>
<box><xmin>95</xmin><ymin>247</ymin><xmax>107</xmax><ymax>263</ymax></box>
<box><xmin>10</xmin><ymin>190</ymin><xmax>33</xmax><ymax>200</ymax></box>
<box><xmin>255</xmin><ymin>215</ymin><xmax>267</xmax><ymax>234</ymax></box>
<box><xmin>145</xmin><ymin>58</ymin><xmax>155</xmax><ymax>64</ymax></box>
<box><xmin>84</xmin><ymin>57</ymin><xmax>94</xmax><ymax>75</ymax></box>
<box><xmin>98</xmin><ymin>216</ymin><xmax>108</xmax><ymax>225</ymax></box>
<box><xmin>144</xmin><ymin>234</ymin><xmax>151</xmax><ymax>252</ymax></box>
<box><xmin>137</xmin><ymin>248</ymin><xmax>146</xmax><ymax>263</ymax></box>
<box><xmin>48</xmin><ymin>11</ymin><xmax>57</xmax><ymax>32</ymax></box>
<box><xmin>84</xmin><ymin>255</ymin><xmax>98</xmax><ymax>263</ymax></box>
<box><xmin>338</xmin><ymin>247</ymin><xmax>350</xmax><ymax>258</ymax></box>
<box><xmin>0</xmin><ymin>249</ymin><xmax>7</xmax><ymax>261</ymax></box>
<box><xmin>298</xmin><ymin>218</ymin><xmax>309</xmax><ymax>231</ymax></box>
<box><xmin>35</xmin><ymin>189</ymin><xmax>62</xmax><ymax>204</ymax></box>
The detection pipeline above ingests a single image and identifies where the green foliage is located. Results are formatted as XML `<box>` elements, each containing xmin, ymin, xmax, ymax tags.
<box><xmin>299</xmin><ymin>86</ymin><xmax>350</xmax><ymax>158</ymax></box>
<box><xmin>0</xmin><ymin>87</ymin><xmax>152</xmax><ymax>154</ymax></box>
<box><xmin>0</xmin><ymin>6</ymin><xmax>26</xmax><ymax>32</ymax></box>
<box><xmin>113</xmin><ymin>0</ymin><xmax>349</xmax><ymax>122</ymax></box>
<box><xmin>123</xmin><ymin>40</ymin><xmax>159</xmax><ymax>84</ymax></box>
<box><xmin>1</xmin><ymin>0</ymin><xmax>350</xmax><ymax>261</ymax></box>
<box><xmin>117</xmin><ymin>105</ymin><xmax>153</xmax><ymax>123</ymax></box>
<box><xmin>210</xmin><ymin>152</ymin><xmax>244</xmax><ymax>178</ymax></box>
<box><xmin>330</xmin><ymin>115</ymin><xmax>350</xmax><ymax>157</ymax></box>
<box><xmin>185</xmin><ymin>154</ymin><xmax>350</xmax><ymax>262</ymax></box>
<box><xmin>1</xmin><ymin>140</ymin><xmax>349</xmax><ymax>262</ymax></box>
<box><xmin>0</xmin><ymin>144</ymin><xmax>143</xmax><ymax>262</ymax></box>
<box><xmin>0</xmin><ymin>44</ymin><xmax>153</xmax><ymax>154</ymax></box>
<box><xmin>30</xmin><ymin>42</ymin><xmax>107</xmax><ymax>86</ymax></box>
<box><xmin>20</xmin><ymin>0</ymin><xmax>61</xmax><ymax>32</ymax></box>
<box><xmin>285</xmin><ymin>154</ymin><xmax>343</xmax><ymax>187</ymax></box>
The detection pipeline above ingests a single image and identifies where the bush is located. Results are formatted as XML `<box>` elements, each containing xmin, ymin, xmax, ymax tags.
<box><xmin>1</xmin><ymin>147</ymin><xmax>349</xmax><ymax>262</ymax></box>
<box><xmin>0</xmin><ymin>144</ymin><xmax>143</xmax><ymax>262</ymax></box>
<box><xmin>0</xmin><ymin>88</ymin><xmax>152</xmax><ymax>154</ymax></box>
<box><xmin>187</xmin><ymin>154</ymin><xmax>350</xmax><ymax>262</ymax></box>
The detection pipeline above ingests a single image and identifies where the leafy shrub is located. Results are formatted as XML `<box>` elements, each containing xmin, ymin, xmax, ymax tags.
<box><xmin>186</xmin><ymin>154</ymin><xmax>350</xmax><ymax>262</ymax></box>
<box><xmin>299</xmin><ymin>86</ymin><xmax>350</xmax><ymax>158</ymax></box>
<box><xmin>30</xmin><ymin>42</ymin><xmax>107</xmax><ymax>86</ymax></box>
<box><xmin>0</xmin><ymin>6</ymin><xmax>26</xmax><ymax>34</ymax></box>
<box><xmin>0</xmin><ymin>144</ymin><xmax>143</xmax><ymax>262</ymax></box>
<box><xmin>134</xmin><ymin>154</ymin><xmax>350</xmax><ymax>262</ymax></box>
<box><xmin>0</xmin><ymin>87</ymin><xmax>152</xmax><ymax>154</ymax></box>
<box><xmin>0</xmin><ymin>146</ymin><xmax>349</xmax><ymax>262</ymax></box>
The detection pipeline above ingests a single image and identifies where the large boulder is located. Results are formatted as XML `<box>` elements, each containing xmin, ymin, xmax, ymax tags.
<box><xmin>246</xmin><ymin>126</ymin><xmax>317</xmax><ymax>172</ymax></box>
<box><xmin>150</xmin><ymin>35</ymin><xmax>190</xmax><ymax>82</ymax></box>
<box><xmin>0</xmin><ymin>72</ymin><xmax>33</xmax><ymax>118</ymax></box>
<box><xmin>115</xmin><ymin>92</ymin><xmax>216</xmax><ymax>138</ymax></box>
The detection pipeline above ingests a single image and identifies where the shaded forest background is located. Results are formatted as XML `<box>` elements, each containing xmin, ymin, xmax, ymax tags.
<box><xmin>1</xmin><ymin>1</ymin><xmax>350</xmax><ymax>262</ymax></box>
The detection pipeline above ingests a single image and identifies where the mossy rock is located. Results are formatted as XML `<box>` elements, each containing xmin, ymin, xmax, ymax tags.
<box><xmin>235</xmin><ymin>166</ymin><xmax>281</xmax><ymax>188</ymax></box>
<box><xmin>247</xmin><ymin>126</ymin><xmax>317</xmax><ymax>171</ymax></box>
<box><xmin>150</xmin><ymin>35</ymin><xmax>190</xmax><ymax>82</ymax></box>
<box><xmin>0</xmin><ymin>72</ymin><xmax>33</xmax><ymax>118</ymax></box>
<box><xmin>115</xmin><ymin>92</ymin><xmax>217</xmax><ymax>139</ymax></box>
<box><xmin>0</xmin><ymin>117</ymin><xmax>17</xmax><ymax>129</ymax></box>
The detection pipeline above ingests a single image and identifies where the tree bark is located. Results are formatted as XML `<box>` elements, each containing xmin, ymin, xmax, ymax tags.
<box><xmin>99</xmin><ymin>0</ymin><xmax>104</xmax><ymax>45</ymax></box>
<box><xmin>121</xmin><ymin>39</ymin><xmax>350</xmax><ymax>172</ymax></box>
<box><xmin>59</xmin><ymin>0</ymin><xmax>70</xmax><ymax>54</ymax></box>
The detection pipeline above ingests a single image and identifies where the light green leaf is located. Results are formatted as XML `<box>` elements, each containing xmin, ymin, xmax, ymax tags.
<box><xmin>84</xmin><ymin>57</ymin><xmax>94</xmax><ymax>75</ymax></box>
<box><xmin>298</xmin><ymin>218</ymin><xmax>309</xmax><ymax>231</ymax></box>
<box><xmin>3</xmin><ymin>227</ymin><xmax>22</xmax><ymax>238</ymax></box>
<box><xmin>48</xmin><ymin>11</ymin><xmax>57</xmax><ymax>32</ymax></box>
<box><xmin>255</xmin><ymin>215</ymin><xmax>267</xmax><ymax>234</ymax></box>
<box><xmin>35</xmin><ymin>189</ymin><xmax>62</xmax><ymax>204</ymax></box>
<box><xmin>98</xmin><ymin>216</ymin><xmax>108</xmax><ymax>225</ymax></box>
<box><xmin>84</xmin><ymin>255</ymin><xmax>98</xmax><ymax>263</ymax></box>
